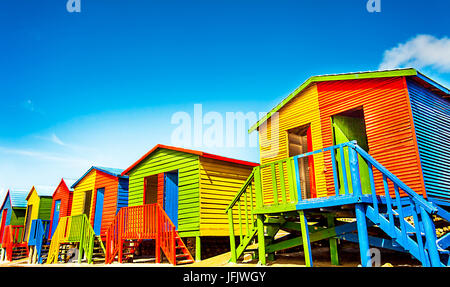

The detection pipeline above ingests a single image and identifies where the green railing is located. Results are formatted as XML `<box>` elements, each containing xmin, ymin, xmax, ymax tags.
<box><xmin>46</xmin><ymin>214</ymin><xmax>104</xmax><ymax>264</ymax></box>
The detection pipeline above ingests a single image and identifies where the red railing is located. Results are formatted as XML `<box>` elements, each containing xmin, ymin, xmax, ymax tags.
<box><xmin>2</xmin><ymin>225</ymin><xmax>28</xmax><ymax>261</ymax></box>
<box><xmin>105</xmin><ymin>204</ymin><xmax>182</xmax><ymax>265</ymax></box>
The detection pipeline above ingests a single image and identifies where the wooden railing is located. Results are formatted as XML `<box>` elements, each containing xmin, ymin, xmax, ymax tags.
<box><xmin>1</xmin><ymin>225</ymin><xmax>27</xmax><ymax>261</ymax></box>
<box><xmin>225</xmin><ymin>171</ymin><xmax>258</xmax><ymax>262</ymax></box>
<box><xmin>226</xmin><ymin>141</ymin><xmax>444</xmax><ymax>266</ymax></box>
<box><xmin>105</xmin><ymin>203</ymin><xmax>183</xmax><ymax>265</ymax></box>
<box><xmin>46</xmin><ymin>214</ymin><xmax>101</xmax><ymax>264</ymax></box>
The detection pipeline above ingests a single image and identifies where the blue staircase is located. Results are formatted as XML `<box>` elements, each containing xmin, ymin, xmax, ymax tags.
<box><xmin>226</xmin><ymin>141</ymin><xmax>450</xmax><ymax>267</ymax></box>
<box><xmin>28</xmin><ymin>219</ymin><xmax>51</xmax><ymax>264</ymax></box>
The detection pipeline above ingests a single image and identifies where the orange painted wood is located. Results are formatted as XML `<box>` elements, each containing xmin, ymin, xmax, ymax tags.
<box><xmin>49</xmin><ymin>179</ymin><xmax>74</xmax><ymax>239</ymax></box>
<box><xmin>317</xmin><ymin>77</ymin><xmax>426</xmax><ymax>197</ymax></box>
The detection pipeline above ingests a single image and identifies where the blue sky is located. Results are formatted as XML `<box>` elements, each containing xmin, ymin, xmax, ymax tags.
<box><xmin>0</xmin><ymin>0</ymin><xmax>449</xmax><ymax>197</ymax></box>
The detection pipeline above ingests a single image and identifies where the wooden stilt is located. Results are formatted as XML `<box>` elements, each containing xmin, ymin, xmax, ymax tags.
<box><xmin>195</xmin><ymin>236</ymin><xmax>201</xmax><ymax>262</ymax></box>
<box><xmin>355</xmin><ymin>203</ymin><xmax>370</xmax><ymax>267</ymax></box>
<box><xmin>256</xmin><ymin>214</ymin><xmax>266</xmax><ymax>265</ymax></box>
<box><xmin>327</xmin><ymin>214</ymin><xmax>340</xmax><ymax>266</ymax></box>
<box><xmin>299</xmin><ymin>210</ymin><xmax>313</xmax><ymax>267</ymax></box>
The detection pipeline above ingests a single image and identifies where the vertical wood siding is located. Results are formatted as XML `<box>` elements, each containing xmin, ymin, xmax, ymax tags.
<box><xmin>71</xmin><ymin>170</ymin><xmax>97</xmax><ymax>216</ymax></box>
<box><xmin>258</xmin><ymin>84</ymin><xmax>327</xmax><ymax>202</ymax></box>
<box><xmin>407</xmin><ymin>79</ymin><xmax>450</xmax><ymax>200</ymax></box>
<box><xmin>93</xmin><ymin>171</ymin><xmax>119</xmax><ymax>238</ymax></box>
<box><xmin>116</xmin><ymin>177</ymin><xmax>129</xmax><ymax>213</ymax></box>
<box><xmin>127</xmin><ymin>148</ymin><xmax>200</xmax><ymax>234</ymax></box>
<box><xmin>317</xmin><ymin>77</ymin><xmax>426</xmax><ymax>197</ymax></box>
<box><xmin>198</xmin><ymin>157</ymin><xmax>254</xmax><ymax>236</ymax></box>
<box><xmin>49</xmin><ymin>180</ymin><xmax>74</xmax><ymax>238</ymax></box>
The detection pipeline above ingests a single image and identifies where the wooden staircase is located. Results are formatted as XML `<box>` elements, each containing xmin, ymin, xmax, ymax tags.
<box><xmin>46</xmin><ymin>214</ymin><xmax>105</xmax><ymax>264</ymax></box>
<box><xmin>226</xmin><ymin>141</ymin><xmax>450</xmax><ymax>267</ymax></box>
<box><xmin>1</xmin><ymin>225</ymin><xmax>28</xmax><ymax>261</ymax></box>
<box><xmin>105</xmin><ymin>203</ymin><xmax>194</xmax><ymax>265</ymax></box>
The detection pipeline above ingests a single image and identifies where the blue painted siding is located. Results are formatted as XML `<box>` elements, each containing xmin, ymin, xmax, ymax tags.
<box><xmin>116</xmin><ymin>177</ymin><xmax>129</xmax><ymax>214</ymax></box>
<box><xmin>408</xmin><ymin>79</ymin><xmax>450</xmax><ymax>200</ymax></box>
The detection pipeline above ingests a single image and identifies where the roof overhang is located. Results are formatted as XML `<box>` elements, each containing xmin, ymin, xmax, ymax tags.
<box><xmin>121</xmin><ymin>144</ymin><xmax>259</xmax><ymax>176</ymax></box>
<box><xmin>248</xmin><ymin>68</ymin><xmax>449</xmax><ymax>134</ymax></box>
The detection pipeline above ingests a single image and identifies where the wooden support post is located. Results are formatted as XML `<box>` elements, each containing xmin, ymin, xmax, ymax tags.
<box><xmin>299</xmin><ymin>210</ymin><xmax>312</xmax><ymax>267</ymax></box>
<box><xmin>228</xmin><ymin>210</ymin><xmax>237</xmax><ymax>263</ymax></box>
<box><xmin>327</xmin><ymin>214</ymin><xmax>339</xmax><ymax>266</ymax></box>
<box><xmin>256</xmin><ymin>214</ymin><xmax>266</xmax><ymax>265</ymax></box>
<box><xmin>78</xmin><ymin>220</ymin><xmax>84</xmax><ymax>264</ymax></box>
<box><xmin>155</xmin><ymin>209</ymin><xmax>160</xmax><ymax>264</ymax></box>
<box><xmin>355</xmin><ymin>203</ymin><xmax>370</xmax><ymax>267</ymax></box>
<box><xmin>420</xmin><ymin>207</ymin><xmax>441</xmax><ymax>267</ymax></box>
<box><xmin>195</xmin><ymin>236</ymin><xmax>201</xmax><ymax>262</ymax></box>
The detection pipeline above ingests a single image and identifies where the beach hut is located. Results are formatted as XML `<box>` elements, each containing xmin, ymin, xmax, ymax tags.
<box><xmin>70</xmin><ymin>166</ymin><xmax>129</xmax><ymax>239</ymax></box>
<box><xmin>0</xmin><ymin>190</ymin><xmax>28</xmax><ymax>261</ymax></box>
<box><xmin>104</xmin><ymin>144</ymin><xmax>258</xmax><ymax>265</ymax></box>
<box><xmin>46</xmin><ymin>167</ymin><xmax>128</xmax><ymax>264</ymax></box>
<box><xmin>48</xmin><ymin>178</ymin><xmax>75</xmax><ymax>239</ymax></box>
<box><xmin>23</xmin><ymin>186</ymin><xmax>53</xmax><ymax>243</ymax></box>
<box><xmin>226</xmin><ymin>68</ymin><xmax>450</xmax><ymax>267</ymax></box>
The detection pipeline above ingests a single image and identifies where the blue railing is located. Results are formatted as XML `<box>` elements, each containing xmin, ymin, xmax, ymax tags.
<box><xmin>28</xmin><ymin>219</ymin><xmax>51</xmax><ymax>264</ymax></box>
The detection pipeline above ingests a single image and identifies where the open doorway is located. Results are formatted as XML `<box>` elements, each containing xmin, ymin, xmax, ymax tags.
<box><xmin>82</xmin><ymin>190</ymin><xmax>93</xmax><ymax>219</ymax></box>
<box><xmin>331</xmin><ymin>107</ymin><xmax>370</xmax><ymax>194</ymax></box>
<box><xmin>288</xmin><ymin>124</ymin><xmax>316</xmax><ymax>199</ymax></box>
<box><xmin>23</xmin><ymin>205</ymin><xmax>33</xmax><ymax>241</ymax></box>
<box><xmin>144</xmin><ymin>175</ymin><xmax>159</xmax><ymax>205</ymax></box>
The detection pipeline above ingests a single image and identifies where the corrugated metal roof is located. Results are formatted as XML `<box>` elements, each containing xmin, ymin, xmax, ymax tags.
<box><xmin>94</xmin><ymin>166</ymin><xmax>125</xmax><ymax>177</ymax></box>
<box><xmin>71</xmin><ymin>166</ymin><xmax>127</xmax><ymax>189</ymax></box>
<box><xmin>8</xmin><ymin>190</ymin><xmax>28</xmax><ymax>208</ymax></box>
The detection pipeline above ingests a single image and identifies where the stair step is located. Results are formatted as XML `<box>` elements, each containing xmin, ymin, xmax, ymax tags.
<box><xmin>177</xmin><ymin>259</ymin><xmax>194</xmax><ymax>265</ymax></box>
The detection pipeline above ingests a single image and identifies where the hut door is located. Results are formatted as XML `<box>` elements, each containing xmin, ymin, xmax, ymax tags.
<box><xmin>51</xmin><ymin>200</ymin><xmax>61</xmax><ymax>237</ymax></box>
<box><xmin>144</xmin><ymin>175</ymin><xmax>158</xmax><ymax>205</ymax></box>
<box><xmin>164</xmin><ymin>171</ymin><xmax>179</xmax><ymax>229</ymax></box>
<box><xmin>288</xmin><ymin>124</ymin><xmax>316</xmax><ymax>199</ymax></box>
<box><xmin>0</xmin><ymin>210</ymin><xmax>7</xmax><ymax>243</ymax></box>
<box><xmin>23</xmin><ymin>205</ymin><xmax>33</xmax><ymax>242</ymax></box>
<box><xmin>82</xmin><ymin>190</ymin><xmax>93</xmax><ymax>219</ymax></box>
<box><xmin>93</xmin><ymin>188</ymin><xmax>105</xmax><ymax>235</ymax></box>
<box><xmin>332</xmin><ymin>107</ymin><xmax>370</xmax><ymax>194</ymax></box>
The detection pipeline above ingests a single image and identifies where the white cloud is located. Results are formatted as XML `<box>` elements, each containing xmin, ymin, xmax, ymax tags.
<box><xmin>50</xmin><ymin>133</ymin><xmax>65</xmax><ymax>146</ymax></box>
<box><xmin>379</xmin><ymin>34</ymin><xmax>450</xmax><ymax>72</ymax></box>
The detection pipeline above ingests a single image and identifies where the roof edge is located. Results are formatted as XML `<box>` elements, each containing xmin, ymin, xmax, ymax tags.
<box><xmin>248</xmin><ymin>68</ymin><xmax>418</xmax><ymax>133</ymax></box>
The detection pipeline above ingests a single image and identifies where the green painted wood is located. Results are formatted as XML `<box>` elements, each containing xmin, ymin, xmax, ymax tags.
<box><xmin>195</xmin><ymin>236</ymin><xmax>201</xmax><ymax>262</ymax></box>
<box><xmin>299</xmin><ymin>211</ymin><xmax>312</xmax><ymax>267</ymax></box>
<box><xmin>256</xmin><ymin>214</ymin><xmax>266</xmax><ymax>265</ymax></box>
<box><xmin>10</xmin><ymin>208</ymin><xmax>26</xmax><ymax>226</ymax></box>
<box><xmin>327</xmin><ymin>214</ymin><xmax>340</xmax><ymax>266</ymax></box>
<box><xmin>228</xmin><ymin>210</ymin><xmax>237</xmax><ymax>263</ymax></box>
<box><xmin>128</xmin><ymin>148</ymin><xmax>200</xmax><ymax>233</ymax></box>
<box><xmin>332</xmin><ymin>115</ymin><xmax>370</xmax><ymax>195</ymax></box>
<box><xmin>37</xmin><ymin>197</ymin><xmax>53</xmax><ymax>220</ymax></box>
<box><xmin>278</xmin><ymin>163</ymin><xmax>287</xmax><ymax>204</ymax></box>
<box><xmin>235</xmin><ymin>226</ymin><xmax>258</xmax><ymax>262</ymax></box>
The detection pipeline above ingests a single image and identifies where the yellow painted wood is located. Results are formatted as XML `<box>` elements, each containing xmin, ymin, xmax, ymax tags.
<box><xmin>24</xmin><ymin>187</ymin><xmax>41</xmax><ymax>241</ymax></box>
<box><xmin>71</xmin><ymin>169</ymin><xmax>97</xmax><ymax>221</ymax></box>
<box><xmin>198</xmin><ymin>157</ymin><xmax>254</xmax><ymax>236</ymax></box>
<box><xmin>258</xmin><ymin>84</ymin><xmax>327</xmax><ymax>205</ymax></box>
